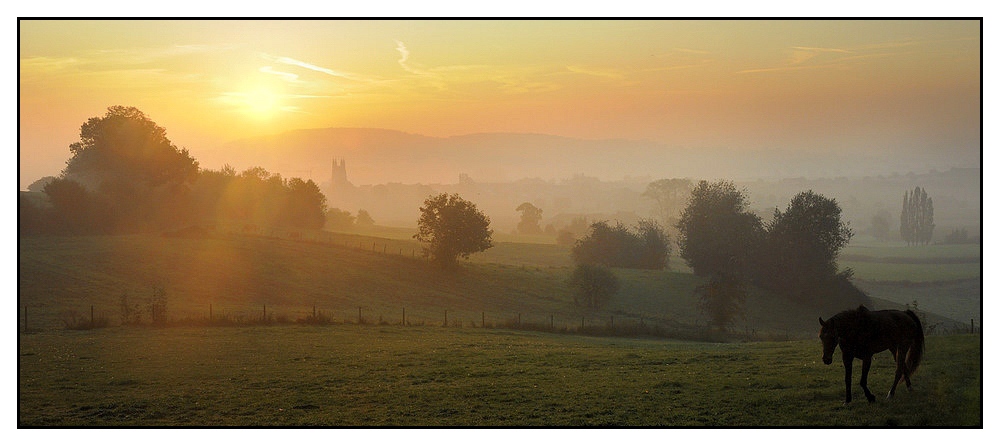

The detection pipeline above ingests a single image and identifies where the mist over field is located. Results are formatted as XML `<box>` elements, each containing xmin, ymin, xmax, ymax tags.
<box><xmin>18</xmin><ymin>19</ymin><xmax>982</xmax><ymax>428</ymax></box>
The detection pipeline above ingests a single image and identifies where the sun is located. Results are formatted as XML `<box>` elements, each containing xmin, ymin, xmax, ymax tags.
<box><xmin>241</xmin><ymin>87</ymin><xmax>283</xmax><ymax>119</ymax></box>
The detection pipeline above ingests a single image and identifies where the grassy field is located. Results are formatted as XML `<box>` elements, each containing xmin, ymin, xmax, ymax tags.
<box><xmin>17</xmin><ymin>232</ymin><xmax>982</xmax><ymax>427</ymax></box>
<box><xmin>17</xmin><ymin>325</ymin><xmax>980</xmax><ymax>426</ymax></box>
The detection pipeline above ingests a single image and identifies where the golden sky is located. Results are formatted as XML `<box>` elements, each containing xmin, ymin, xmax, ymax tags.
<box><xmin>18</xmin><ymin>19</ymin><xmax>981</xmax><ymax>188</ymax></box>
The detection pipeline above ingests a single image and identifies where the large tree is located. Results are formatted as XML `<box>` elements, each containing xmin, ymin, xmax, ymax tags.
<box><xmin>64</xmin><ymin>106</ymin><xmax>198</xmax><ymax>188</ymax></box>
<box><xmin>675</xmin><ymin>180</ymin><xmax>763</xmax><ymax>279</ymax></box>
<box><xmin>414</xmin><ymin>193</ymin><xmax>494</xmax><ymax>268</ymax></box>
<box><xmin>757</xmin><ymin>190</ymin><xmax>853</xmax><ymax>303</ymax></box>
<box><xmin>58</xmin><ymin>106</ymin><xmax>199</xmax><ymax>231</ymax></box>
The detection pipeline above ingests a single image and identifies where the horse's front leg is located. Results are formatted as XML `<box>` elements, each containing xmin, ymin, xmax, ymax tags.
<box><xmin>859</xmin><ymin>355</ymin><xmax>876</xmax><ymax>402</ymax></box>
<box><xmin>842</xmin><ymin>352</ymin><xmax>853</xmax><ymax>404</ymax></box>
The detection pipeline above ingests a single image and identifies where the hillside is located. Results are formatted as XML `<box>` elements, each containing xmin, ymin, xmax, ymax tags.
<box><xmin>18</xmin><ymin>232</ymin><xmax>965</xmax><ymax>338</ymax></box>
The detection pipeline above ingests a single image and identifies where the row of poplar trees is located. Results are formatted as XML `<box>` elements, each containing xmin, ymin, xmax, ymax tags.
<box><xmin>900</xmin><ymin>186</ymin><xmax>934</xmax><ymax>246</ymax></box>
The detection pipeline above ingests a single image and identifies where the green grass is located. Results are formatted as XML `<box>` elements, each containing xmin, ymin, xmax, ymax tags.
<box><xmin>17</xmin><ymin>326</ymin><xmax>981</xmax><ymax>426</ymax></box>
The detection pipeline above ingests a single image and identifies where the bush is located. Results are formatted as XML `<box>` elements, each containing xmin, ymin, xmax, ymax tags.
<box><xmin>571</xmin><ymin>220</ymin><xmax>670</xmax><ymax>270</ymax></box>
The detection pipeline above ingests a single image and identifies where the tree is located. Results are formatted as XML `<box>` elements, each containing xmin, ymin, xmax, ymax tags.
<box><xmin>58</xmin><ymin>106</ymin><xmax>199</xmax><ymax>231</ymax></box>
<box><xmin>643</xmin><ymin>178</ymin><xmax>693</xmax><ymax>228</ymax></box>
<box><xmin>26</xmin><ymin>176</ymin><xmax>57</xmax><ymax>193</ymax></box>
<box><xmin>757</xmin><ymin>190</ymin><xmax>853</xmax><ymax>303</ymax></box>
<box><xmin>414</xmin><ymin>193</ymin><xmax>494</xmax><ymax>268</ymax></box>
<box><xmin>571</xmin><ymin>219</ymin><xmax>670</xmax><ymax>270</ymax></box>
<box><xmin>64</xmin><ymin>106</ymin><xmax>198</xmax><ymax>188</ymax></box>
<box><xmin>675</xmin><ymin>180</ymin><xmax>763</xmax><ymax>279</ymax></box>
<box><xmin>42</xmin><ymin>178</ymin><xmax>109</xmax><ymax>233</ymax></box>
<box><xmin>568</xmin><ymin>263</ymin><xmax>619</xmax><ymax>310</ymax></box>
<box><xmin>325</xmin><ymin>208</ymin><xmax>356</xmax><ymax>232</ymax></box>
<box><xmin>870</xmin><ymin>209</ymin><xmax>892</xmax><ymax>242</ymax></box>
<box><xmin>900</xmin><ymin>187</ymin><xmax>934</xmax><ymax>246</ymax></box>
<box><xmin>283</xmin><ymin>178</ymin><xmax>327</xmax><ymax>230</ymax></box>
<box><xmin>695</xmin><ymin>275</ymin><xmax>746</xmax><ymax>331</ymax></box>
<box><xmin>515</xmin><ymin>202</ymin><xmax>543</xmax><ymax>234</ymax></box>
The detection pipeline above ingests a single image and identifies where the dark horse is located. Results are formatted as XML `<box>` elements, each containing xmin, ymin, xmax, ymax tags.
<box><xmin>819</xmin><ymin>305</ymin><xmax>924</xmax><ymax>404</ymax></box>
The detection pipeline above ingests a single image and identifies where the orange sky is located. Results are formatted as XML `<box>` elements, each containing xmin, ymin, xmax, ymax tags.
<box><xmin>18</xmin><ymin>19</ymin><xmax>981</xmax><ymax>189</ymax></box>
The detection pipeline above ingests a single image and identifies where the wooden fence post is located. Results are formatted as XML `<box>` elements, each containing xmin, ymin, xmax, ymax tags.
<box><xmin>359</xmin><ymin>306</ymin><xmax>363</xmax><ymax>324</ymax></box>
<box><xmin>209</xmin><ymin>304</ymin><xmax>213</xmax><ymax>322</ymax></box>
<box><xmin>444</xmin><ymin>310</ymin><xmax>448</xmax><ymax>327</ymax></box>
<box><xmin>482</xmin><ymin>311</ymin><xmax>485</xmax><ymax>328</ymax></box>
<box><xmin>402</xmin><ymin>307</ymin><xmax>406</xmax><ymax>326</ymax></box>
<box><xmin>550</xmin><ymin>315</ymin><xmax>554</xmax><ymax>330</ymax></box>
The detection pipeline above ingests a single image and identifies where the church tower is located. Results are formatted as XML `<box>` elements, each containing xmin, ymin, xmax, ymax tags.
<box><xmin>331</xmin><ymin>158</ymin><xmax>350</xmax><ymax>187</ymax></box>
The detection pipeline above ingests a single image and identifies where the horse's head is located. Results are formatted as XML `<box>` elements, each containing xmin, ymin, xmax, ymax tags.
<box><xmin>818</xmin><ymin>317</ymin><xmax>838</xmax><ymax>365</ymax></box>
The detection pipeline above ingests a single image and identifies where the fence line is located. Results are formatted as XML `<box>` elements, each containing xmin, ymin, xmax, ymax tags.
<box><xmin>18</xmin><ymin>302</ymin><xmax>982</xmax><ymax>342</ymax></box>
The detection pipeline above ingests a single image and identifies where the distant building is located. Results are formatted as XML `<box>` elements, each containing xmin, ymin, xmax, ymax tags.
<box><xmin>332</xmin><ymin>158</ymin><xmax>352</xmax><ymax>187</ymax></box>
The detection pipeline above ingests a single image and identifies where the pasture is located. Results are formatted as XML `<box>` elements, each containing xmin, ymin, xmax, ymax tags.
<box><xmin>17</xmin><ymin>233</ymin><xmax>981</xmax><ymax>426</ymax></box>
<box><xmin>18</xmin><ymin>325</ymin><xmax>980</xmax><ymax>426</ymax></box>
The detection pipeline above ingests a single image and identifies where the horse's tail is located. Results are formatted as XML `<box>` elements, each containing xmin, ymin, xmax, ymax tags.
<box><xmin>905</xmin><ymin>309</ymin><xmax>924</xmax><ymax>374</ymax></box>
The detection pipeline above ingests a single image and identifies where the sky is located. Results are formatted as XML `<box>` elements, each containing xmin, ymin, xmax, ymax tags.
<box><xmin>18</xmin><ymin>19</ymin><xmax>981</xmax><ymax>189</ymax></box>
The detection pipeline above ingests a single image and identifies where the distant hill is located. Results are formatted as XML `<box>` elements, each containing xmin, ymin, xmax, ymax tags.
<box><xmin>200</xmin><ymin>127</ymin><xmax>978</xmax><ymax>187</ymax></box>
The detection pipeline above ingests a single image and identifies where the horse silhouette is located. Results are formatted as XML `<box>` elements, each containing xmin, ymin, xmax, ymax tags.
<box><xmin>819</xmin><ymin>304</ymin><xmax>924</xmax><ymax>404</ymax></box>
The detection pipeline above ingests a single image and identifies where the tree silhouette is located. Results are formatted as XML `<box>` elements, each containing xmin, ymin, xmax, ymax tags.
<box><xmin>900</xmin><ymin>187</ymin><xmax>934</xmax><ymax>246</ymax></box>
<box><xmin>515</xmin><ymin>202</ymin><xmax>543</xmax><ymax>234</ymax></box>
<box><xmin>568</xmin><ymin>263</ymin><xmax>619</xmax><ymax>310</ymax></box>
<box><xmin>675</xmin><ymin>180</ymin><xmax>762</xmax><ymax>279</ymax></box>
<box><xmin>757</xmin><ymin>190</ymin><xmax>853</xmax><ymax>304</ymax></box>
<box><xmin>414</xmin><ymin>193</ymin><xmax>494</xmax><ymax>268</ymax></box>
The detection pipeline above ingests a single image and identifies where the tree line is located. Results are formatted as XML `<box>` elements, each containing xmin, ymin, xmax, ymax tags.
<box><xmin>20</xmin><ymin>106</ymin><xmax>327</xmax><ymax>235</ymax></box>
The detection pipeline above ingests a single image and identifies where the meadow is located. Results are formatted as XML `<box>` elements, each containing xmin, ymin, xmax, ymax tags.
<box><xmin>17</xmin><ymin>231</ymin><xmax>981</xmax><ymax>426</ymax></box>
<box><xmin>18</xmin><ymin>325</ymin><xmax>980</xmax><ymax>426</ymax></box>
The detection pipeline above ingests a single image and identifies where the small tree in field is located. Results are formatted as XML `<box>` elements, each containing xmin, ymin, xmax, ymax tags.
<box><xmin>414</xmin><ymin>193</ymin><xmax>494</xmax><ymax>268</ymax></box>
<box><xmin>568</xmin><ymin>263</ymin><xmax>619</xmax><ymax>309</ymax></box>
<box><xmin>695</xmin><ymin>275</ymin><xmax>746</xmax><ymax>332</ymax></box>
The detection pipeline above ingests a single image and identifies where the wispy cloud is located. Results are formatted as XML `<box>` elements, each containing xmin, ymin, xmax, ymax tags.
<box><xmin>738</xmin><ymin>40</ymin><xmax>917</xmax><ymax>75</ymax></box>
<box><xmin>566</xmin><ymin>65</ymin><xmax>625</xmax><ymax>79</ymax></box>
<box><xmin>395</xmin><ymin>40</ymin><xmax>435</xmax><ymax>78</ymax></box>
<box><xmin>259</xmin><ymin>66</ymin><xmax>299</xmax><ymax>83</ymax></box>
<box><xmin>264</xmin><ymin>54</ymin><xmax>369</xmax><ymax>82</ymax></box>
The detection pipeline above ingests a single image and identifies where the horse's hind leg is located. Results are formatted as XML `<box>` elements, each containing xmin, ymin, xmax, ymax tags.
<box><xmin>859</xmin><ymin>356</ymin><xmax>876</xmax><ymax>403</ymax></box>
<box><xmin>888</xmin><ymin>347</ymin><xmax>908</xmax><ymax>399</ymax></box>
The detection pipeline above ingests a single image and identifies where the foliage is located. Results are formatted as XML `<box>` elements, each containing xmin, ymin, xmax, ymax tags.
<box><xmin>568</xmin><ymin>263</ymin><xmax>620</xmax><ymax>309</ymax></box>
<box><xmin>414</xmin><ymin>193</ymin><xmax>494</xmax><ymax>268</ymax></box>
<box><xmin>571</xmin><ymin>220</ymin><xmax>671</xmax><ymax>270</ymax></box>
<box><xmin>41</xmin><ymin>178</ymin><xmax>111</xmax><ymax>233</ymax></box>
<box><xmin>25</xmin><ymin>107</ymin><xmax>328</xmax><ymax>235</ymax></box>
<box><xmin>756</xmin><ymin>190</ymin><xmax>854</xmax><ymax>304</ymax></box>
<box><xmin>27</xmin><ymin>176</ymin><xmax>57</xmax><ymax>193</ymax></box>
<box><xmin>870</xmin><ymin>208</ymin><xmax>892</xmax><ymax>242</ymax></box>
<box><xmin>515</xmin><ymin>202</ymin><xmax>543</xmax><ymax>234</ymax></box>
<box><xmin>675</xmin><ymin>180</ymin><xmax>763</xmax><ymax>279</ymax></box>
<box><xmin>943</xmin><ymin>228</ymin><xmax>973</xmax><ymax>245</ymax></box>
<box><xmin>65</xmin><ymin>106</ymin><xmax>199</xmax><ymax>187</ymax></box>
<box><xmin>900</xmin><ymin>187</ymin><xmax>934</xmax><ymax>246</ymax></box>
<box><xmin>192</xmin><ymin>166</ymin><xmax>327</xmax><ymax>230</ymax></box>
<box><xmin>642</xmin><ymin>178</ymin><xmax>693</xmax><ymax>229</ymax></box>
<box><xmin>325</xmin><ymin>208</ymin><xmax>356</xmax><ymax>232</ymax></box>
